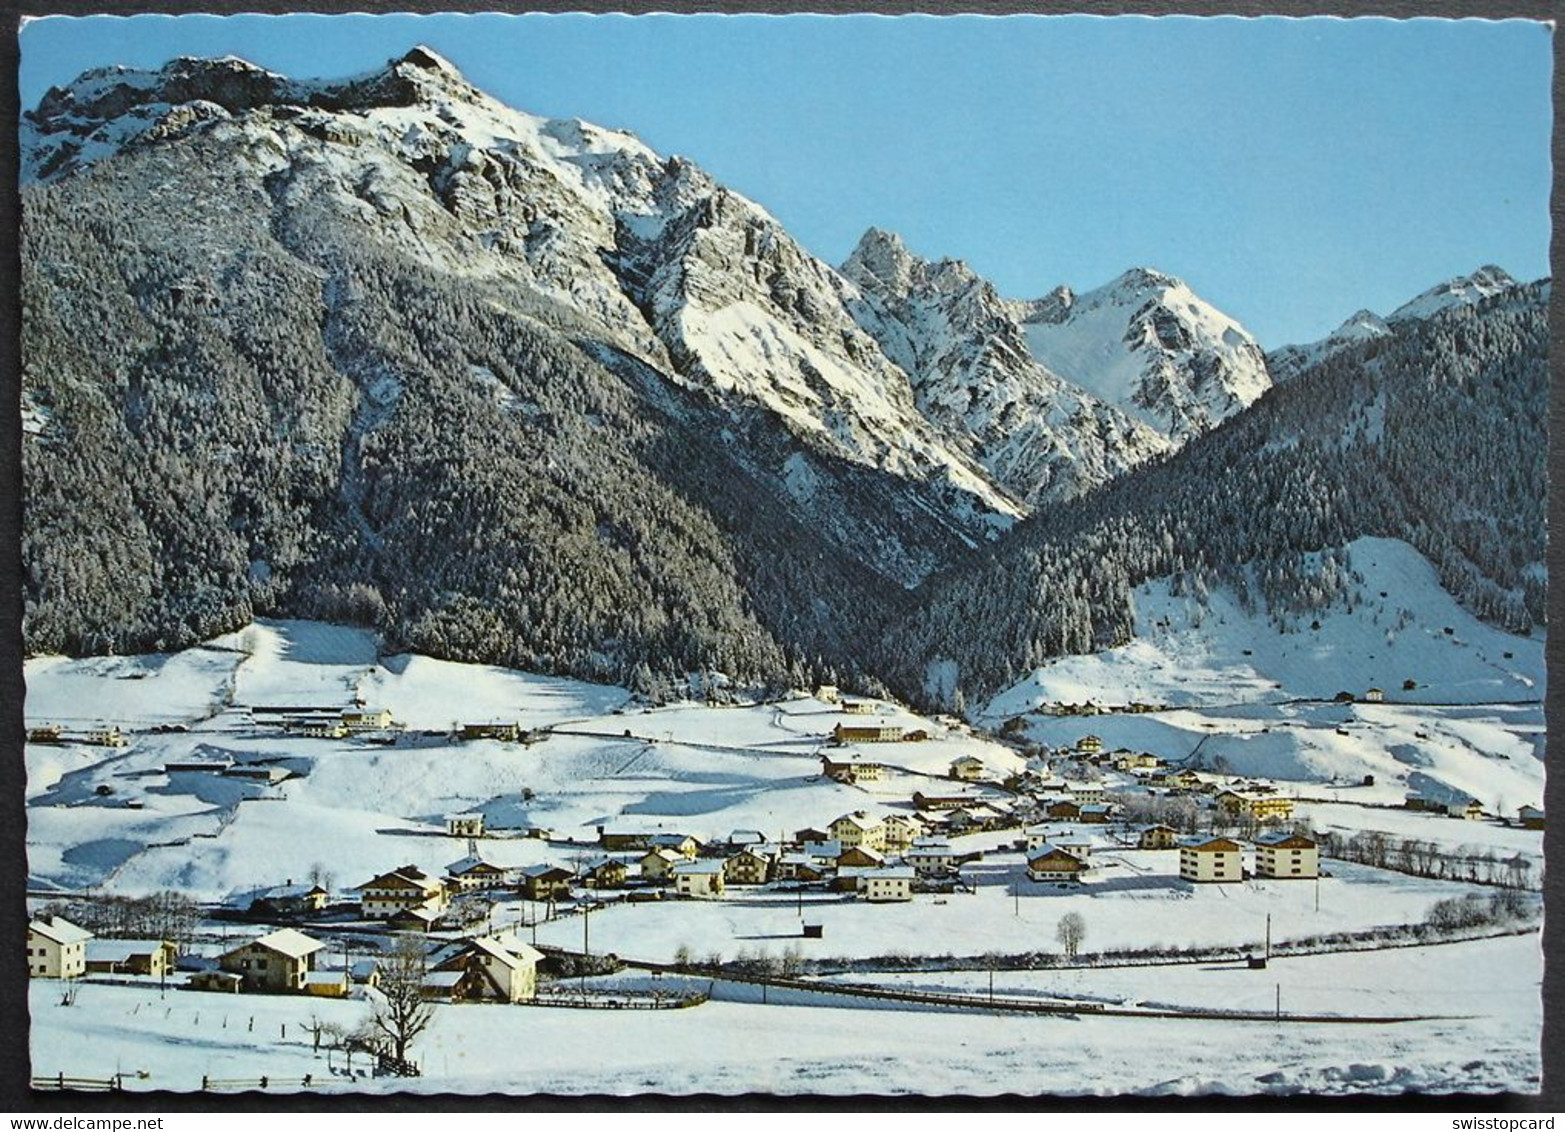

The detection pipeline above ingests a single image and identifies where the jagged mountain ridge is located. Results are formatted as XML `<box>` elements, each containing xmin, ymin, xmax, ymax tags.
<box><xmin>1010</xmin><ymin>267</ymin><xmax>1274</xmax><ymax>444</ymax></box>
<box><xmin>839</xmin><ymin>228</ymin><xmax>1171</xmax><ymax>507</ymax></box>
<box><xmin>25</xmin><ymin>47</ymin><xmax>1024</xmax><ymax>540</ymax></box>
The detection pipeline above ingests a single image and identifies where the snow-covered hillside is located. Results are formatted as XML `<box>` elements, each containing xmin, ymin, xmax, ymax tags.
<box><xmin>983</xmin><ymin>537</ymin><xmax>1544</xmax><ymax>809</ymax></box>
<box><xmin>1014</xmin><ymin>267</ymin><xmax>1272</xmax><ymax>443</ymax></box>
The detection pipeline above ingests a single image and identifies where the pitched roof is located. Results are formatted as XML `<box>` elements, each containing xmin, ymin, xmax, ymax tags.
<box><xmin>446</xmin><ymin>854</ymin><xmax>503</xmax><ymax>876</ymax></box>
<box><xmin>1255</xmin><ymin>831</ymin><xmax>1316</xmax><ymax>847</ymax></box>
<box><xmin>29</xmin><ymin>917</ymin><xmax>92</xmax><ymax>945</ymax></box>
<box><xmin>356</xmin><ymin>866</ymin><xmax>441</xmax><ymax>893</ymax></box>
<box><xmin>254</xmin><ymin>882</ymin><xmax>326</xmax><ymax>901</ymax></box>
<box><xmin>86</xmin><ymin>939</ymin><xmax>166</xmax><ymax>963</ymax></box>
<box><xmin>249</xmin><ymin>928</ymin><xmax>326</xmax><ymax>959</ymax></box>
<box><xmin>671</xmin><ymin>859</ymin><xmax>726</xmax><ymax>875</ymax></box>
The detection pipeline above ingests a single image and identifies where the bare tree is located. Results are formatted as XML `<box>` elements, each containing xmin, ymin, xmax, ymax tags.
<box><xmin>370</xmin><ymin>937</ymin><xmax>435</xmax><ymax>1067</ymax></box>
<box><xmin>1056</xmin><ymin>912</ymin><xmax>1086</xmax><ymax>961</ymax></box>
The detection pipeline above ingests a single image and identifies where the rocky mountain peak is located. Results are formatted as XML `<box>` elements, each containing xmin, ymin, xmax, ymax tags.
<box><xmin>843</xmin><ymin>227</ymin><xmax>920</xmax><ymax>295</ymax></box>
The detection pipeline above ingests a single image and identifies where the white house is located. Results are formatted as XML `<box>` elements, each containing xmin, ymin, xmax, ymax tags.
<box><xmin>671</xmin><ymin>859</ymin><xmax>726</xmax><ymax>899</ymax></box>
<box><xmin>863</xmin><ymin>866</ymin><xmax>915</xmax><ymax>903</ymax></box>
<box><xmin>950</xmin><ymin>755</ymin><xmax>986</xmax><ymax>782</ymax></box>
<box><xmin>355</xmin><ymin>866</ymin><xmax>449</xmax><ymax>919</ymax></box>
<box><xmin>829</xmin><ymin>812</ymin><xmax>886</xmax><ymax>852</ymax></box>
<box><xmin>27</xmin><ymin>917</ymin><xmax>91</xmax><ymax>979</ymax></box>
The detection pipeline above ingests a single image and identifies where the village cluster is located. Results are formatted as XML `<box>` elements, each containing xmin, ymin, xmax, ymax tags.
<box><xmin>27</xmin><ymin>680</ymin><xmax>1544</xmax><ymax>1028</ymax></box>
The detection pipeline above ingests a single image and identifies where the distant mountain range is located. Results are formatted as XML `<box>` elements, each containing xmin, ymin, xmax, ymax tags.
<box><xmin>20</xmin><ymin>48</ymin><xmax>1547</xmax><ymax>702</ymax></box>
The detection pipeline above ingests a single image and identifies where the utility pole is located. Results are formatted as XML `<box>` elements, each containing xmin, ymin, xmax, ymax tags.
<box><xmin>1275</xmin><ymin>983</ymin><xmax>1281</xmax><ymax>1021</ymax></box>
<box><xmin>581</xmin><ymin>901</ymin><xmax>590</xmax><ymax>997</ymax></box>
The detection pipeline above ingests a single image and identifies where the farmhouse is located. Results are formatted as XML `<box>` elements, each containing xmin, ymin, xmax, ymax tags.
<box><xmin>815</xmin><ymin>684</ymin><xmax>841</xmax><ymax>703</ymax></box>
<box><xmin>445</xmin><ymin>853</ymin><xmax>509</xmax><ymax>892</ymax></box>
<box><xmin>1520</xmin><ymin>805</ymin><xmax>1546</xmax><ymax>830</ymax></box>
<box><xmin>288</xmin><ymin>718</ymin><xmax>347</xmax><ymax>739</ymax></box>
<box><xmin>840</xmin><ymin>700</ymin><xmax>876</xmax><ymax>715</ymax></box>
<box><xmin>830</xmin><ymin>812</ymin><xmax>887</xmax><ymax>851</ymax></box>
<box><xmin>723</xmin><ymin>848</ymin><xmax>775</xmax><ymax>886</ymax></box>
<box><xmin>219</xmin><ymin>928</ymin><xmax>326</xmax><ymax>993</ymax></box>
<box><xmin>446</xmin><ymin>813</ymin><xmax>485</xmax><ymax>838</ymax></box>
<box><xmin>248</xmin><ymin>881</ymin><xmax>329</xmax><ymax>917</ymax></box>
<box><xmin>1179</xmin><ymin>836</ymin><xmax>1244</xmax><ymax>884</ymax></box>
<box><xmin>648</xmin><ymin>833</ymin><xmax>702</xmax><ymax>858</ymax></box>
<box><xmin>671</xmin><ymin>859</ymin><xmax>727</xmax><ymax>899</ymax></box>
<box><xmin>863</xmin><ymin>865</ymin><xmax>915</xmax><ymax>903</ymax></box>
<box><xmin>1136</xmin><ymin>824</ymin><xmax>1180</xmax><ymax>850</ymax></box>
<box><xmin>1045</xmin><ymin>800</ymin><xmax>1081</xmax><ymax>821</ymax></box>
<box><xmin>950</xmin><ymin>755</ymin><xmax>986</xmax><ymax>782</ymax></box>
<box><xmin>518</xmin><ymin>864</ymin><xmax>574</xmax><ymax>902</ymax></box>
<box><xmin>1254</xmin><ymin>831</ymin><xmax>1319</xmax><ymax>879</ymax></box>
<box><xmin>341</xmin><ymin>707</ymin><xmax>394</xmax><ymax>731</ymax></box>
<box><xmin>1447</xmin><ymin>799</ymin><xmax>1485</xmax><ymax>821</ymax></box>
<box><xmin>820</xmin><ymin>753</ymin><xmax>886</xmax><ymax>784</ymax></box>
<box><xmin>882</xmin><ymin>813</ymin><xmax>924</xmax><ymax>848</ymax></box>
<box><xmin>84</xmin><ymin>726</ymin><xmax>127</xmax><ymax>747</ymax></box>
<box><xmin>905</xmin><ymin>839</ymin><xmax>960</xmax><ymax>877</ymax></box>
<box><xmin>1077</xmin><ymin>803</ymin><xmax>1112</xmax><ymax>824</ymax></box>
<box><xmin>580</xmin><ymin>856</ymin><xmax>629</xmax><ymax>889</ymax></box>
<box><xmin>832</xmin><ymin>723</ymin><xmax>904</xmax><ymax>744</ymax></box>
<box><xmin>27</xmin><ymin>917</ymin><xmax>91</xmax><ymax>979</ymax></box>
<box><xmin>1026</xmin><ymin>846</ymin><xmax>1087</xmax><ymax>883</ymax></box>
<box><xmin>1075</xmin><ymin>735</ymin><xmax>1103</xmax><ymax>755</ymax></box>
<box><xmin>427</xmin><ymin>936</ymin><xmax>544</xmax><ymax>1002</ymax></box>
<box><xmin>1215</xmin><ymin>790</ymin><xmax>1295</xmax><ymax>822</ymax></box>
<box><xmin>85</xmin><ymin>939</ymin><xmax>176</xmax><ymax>978</ymax></box>
<box><xmin>1364</xmin><ymin>688</ymin><xmax>1385</xmax><ymax>703</ymax></box>
<box><xmin>355</xmin><ymin>866</ymin><xmax>449</xmax><ymax>920</ymax></box>
<box><xmin>640</xmin><ymin>848</ymin><xmax>683</xmax><ymax>880</ymax></box>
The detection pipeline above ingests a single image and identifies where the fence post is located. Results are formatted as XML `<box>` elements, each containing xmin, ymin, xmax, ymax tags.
<box><xmin>201</xmin><ymin>1075</ymin><xmax>208</xmax><ymax>1091</ymax></box>
<box><xmin>57</xmin><ymin>1072</ymin><xmax>64</xmax><ymax>1089</ymax></box>
<box><xmin>260</xmin><ymin>1075</ymin><xmax>268</xmax><ymax>1089</ymax></box>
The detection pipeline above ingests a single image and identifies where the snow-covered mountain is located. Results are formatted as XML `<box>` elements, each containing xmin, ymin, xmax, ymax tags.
<box><xmin>839</xmin><ymin>229</ymin><xmax>1170</xmax><ymax>506</ymax></box>
<box><xmin>24</xmin><ymin>47</ymin><xmax>1020</xmax><ymax>532</ymax></box>
<box><xmin>1266</xmin><ymin>266</ymin><xmax>1521</xmax><ymax>382</ymax></box>
<box><xmin>1011</xmin><ymin>268</ymin><xmax>1273</xmax><ymax>444</ymax></box>
<box><xmin>1267</xmin><ymin>309</ymin><xmax>1392</xmax><ymax>383</ymax></box>
<box><xmin>1388</xmin><ymin>265</ymin><xmax>1518</xmax><ymax>323</ymax></box>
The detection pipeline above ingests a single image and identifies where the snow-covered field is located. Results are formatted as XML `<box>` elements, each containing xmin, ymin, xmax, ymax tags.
<box><xmin>30</xmin><ymin>930</ymin><xmax>1540</xmax><ymax>1096</ymax></box>
<box><xmin>23</xmin><ymin>615</ymin><xmax>1545</xmax><ymax>1095</ymax></box>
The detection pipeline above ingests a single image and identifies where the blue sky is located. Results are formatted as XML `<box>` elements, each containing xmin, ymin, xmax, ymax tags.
<box><xmin>19</xmin><ymin>12</ymin><xmax>1553</xmax><ymax>346</ymax></box>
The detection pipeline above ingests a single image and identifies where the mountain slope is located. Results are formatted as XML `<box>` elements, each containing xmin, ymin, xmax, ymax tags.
<box><xmin>1012</xmin><ymin>268</ymin><xmax>1273</xmax><ymax>443</ymax></box>
<box><xmin>27</xmin><ymin>49</ymin><xmax>1025</xmax><ymax>686</ymax></box>
<box><xmin>884</xmin><ymin>279</ymin><xmax>1548</xmax><ymax>704</ymax></box>
<box><xmin>839</xmin><ymin>228</ymin><xmax>1170</xmax><ymax>506</ymax></box>
<box><xmin>1267</xmin><ymin>267</ymin><xmax>1517</xmax><ymax>383</ymax></box>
